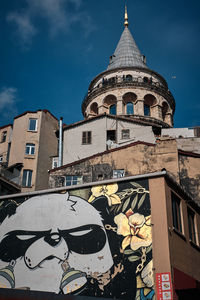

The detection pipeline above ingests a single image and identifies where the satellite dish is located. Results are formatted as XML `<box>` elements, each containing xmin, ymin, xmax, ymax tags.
<box><xmin>106</xmin><ymin>140</ymin><xmax>114</xmax><ymax>146</ymax></box>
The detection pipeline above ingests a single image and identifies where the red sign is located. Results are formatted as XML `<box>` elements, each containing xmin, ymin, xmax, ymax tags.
<box><xmin>156</xmin><ymin>272</ymin><xmax>173</xmax><ymax>300</ymax></box>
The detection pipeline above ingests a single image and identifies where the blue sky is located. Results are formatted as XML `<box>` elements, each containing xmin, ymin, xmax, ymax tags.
<box><xmin>0</xmin><ymin>0</ymin><xmax>199</xmax><ymax>128</ymax></box>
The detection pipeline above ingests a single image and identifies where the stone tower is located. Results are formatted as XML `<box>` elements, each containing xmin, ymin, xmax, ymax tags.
<box><xmin>82</xmin><ymin>6</ymin><xmax>175</xmax><ymax>128</ymax></box>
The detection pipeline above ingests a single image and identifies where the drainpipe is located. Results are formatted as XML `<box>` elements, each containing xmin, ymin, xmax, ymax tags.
<box><xmin>58</xmin><ymin>117</ymin><xmax>63</xmax><ymax>167</ymax></box>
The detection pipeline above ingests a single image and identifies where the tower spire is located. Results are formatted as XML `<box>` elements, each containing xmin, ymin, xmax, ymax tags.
<box><xmin>124</xmin><ymin>5</ymin><xmax>129</xmax><ymax>27</ymax></box>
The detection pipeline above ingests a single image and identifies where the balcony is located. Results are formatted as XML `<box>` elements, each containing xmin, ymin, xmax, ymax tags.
<box><xmin>82</xmin><ymin>76</ymin><xmax>175</xmax><ymax>114</ymax></box>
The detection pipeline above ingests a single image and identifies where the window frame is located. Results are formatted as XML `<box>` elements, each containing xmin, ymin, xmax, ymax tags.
<box><xmin>28</xmin><ymin>119</ymin><xmax>38</xmax><ymax>131</ymax></box>
<box><xmin>109</xmin><ymin>104</ymin><xmax>116</xmax><ymax>115</ymax></box>
<box><xmin>65</xmin><ymin>175</ymin><xmax>83</xmax><ymax>186</ymax></box>
<box><xmin>171</xmin><ymin>191</ymin><xmax>183</xmax><ymax>233</ymax></box>
<box><xmin>22</xmin><ymin>170</ymin><xmax>33</xmax><ymax>187</ymax></box>
<box><xmin>52</xmin><ymin>157</ymin><xmax>58</xmax><ymax>169</ymax></box>
<box><xmin>25</xmin><ymin>143</ymin><xmax>35</xmax><ymax>155</ymax></box>
<box><xmin>126</xmin><ymin>102</ymin><xmax>134</xmax><ymax>115</ymax></box>
<box><xmin>113</xmin><ymin>169</ymin><xmax>125</xmax><ymax>178</ymax></box>
<box><xmin>187</xmin><ymin>207</ymin><xmax>197</xmax><ymax>244</ymax></box>
<box><xmin>121</xmin><ymin>129</ymin><xmax>130</xmax><ymax>140</ymax></box>
<box><xmin>82</xmin><ymin>131</ymin><xmax>92</xmax><ymax>145</ymax></box>
<box><xmin>144</xmin><ymin>104</ymin><xmax>150</xmax><ymax>116</ymax></box>
<box><xmin>1</xmin><ymin>131</ymin><xmax>7</xmax><ymax>143</ymax></box>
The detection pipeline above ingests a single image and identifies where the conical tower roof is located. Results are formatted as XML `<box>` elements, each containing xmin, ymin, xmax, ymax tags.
<box><xmin>107</xmin><ymin>7</ymin><xmax>147</xmax><ymax>70</ymax></box>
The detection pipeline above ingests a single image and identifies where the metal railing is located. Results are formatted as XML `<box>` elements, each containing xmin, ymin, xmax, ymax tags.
<box><xmin>82</xmin><ymin>76</ymin><xmax>175</xmax><ymax>113</ymax></box>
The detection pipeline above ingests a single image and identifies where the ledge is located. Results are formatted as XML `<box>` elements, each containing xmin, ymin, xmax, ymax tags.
<box><xmin>173</xmin><ymin>227</ymin><xmax>186</xmax><ymax>241</ymax></box>
<box><xmin>189</xmin><ymin>240</ymin><xmax>200</xmax><ymax>252</ymax></box>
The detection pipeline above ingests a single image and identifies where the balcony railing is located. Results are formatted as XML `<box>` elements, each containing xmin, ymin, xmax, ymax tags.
<box><xmin>82</xmin><ymin>76</ymin><xmax>175</xmax><ymax>113</ymax></box>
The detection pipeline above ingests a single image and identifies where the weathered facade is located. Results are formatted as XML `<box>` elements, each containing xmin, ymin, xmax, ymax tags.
<box><xmin>50</xmin><ymin>138</ymin><xmax>200</xmax><ymax>205</ymax></box>
<box><xmin>0</xmin><ymin>110</ymin><xmax>59</xmax><ymax>194</ymax></box>
<box><xmin>0</xmin><ymin>173</ymin><xmax>199</xmax><ymax>299</ymax></box>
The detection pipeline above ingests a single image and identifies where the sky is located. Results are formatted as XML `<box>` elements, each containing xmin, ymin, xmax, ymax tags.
<box><xmin>0</xmin><ymin>0</ymin><xmax>199</xmax><ymax>128</ymax></box>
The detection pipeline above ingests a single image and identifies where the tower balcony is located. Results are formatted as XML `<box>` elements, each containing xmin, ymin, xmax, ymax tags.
<box><xmin>82</xmin><ymin>75</ymin><xmax>175</xmax><ymax>117</ymax></box>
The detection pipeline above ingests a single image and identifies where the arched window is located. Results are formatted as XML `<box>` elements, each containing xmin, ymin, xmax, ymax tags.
<box><xmin>90</xmin><ymin>102</ymin><xmax>98</xmax><ymax>115</ymax></box>
<box><xmin>144</xmin><ymin>94</ymin><xmax>156</xmax><ymax>117</ymax></box>
<box><xmin>126</xmin><ymin>102</ymin><xmax>134</xmax><ymax>115</ymax></box>
<box><xmin>144</xmin><ymin>104</ymin><xmax>150</xmax><ymax>116</ymax></box>
<box><xmin>126</xmin><ymin>74</ymin><xmax>132</xmax><ymax>81</ymax></box>
<box><xmin>162</xmin><ymin>102</ymin><xmax>169</xmax><ymax>121</ymax></box>
<box><xmin>109</xmin><ymin>104</ymin><xmax>116</xmax><ymax>115</ymax></box>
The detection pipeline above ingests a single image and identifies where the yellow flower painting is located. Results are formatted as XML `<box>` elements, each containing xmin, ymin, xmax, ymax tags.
<box><xmin>114</xmin><ymin>208</ymin><xmax>152</xmax><ymax>251</ymax></box>
<box><xmin>88</xmin><ymin>183</ymin><xmax>121</xmax><ymax>206</ymax></box>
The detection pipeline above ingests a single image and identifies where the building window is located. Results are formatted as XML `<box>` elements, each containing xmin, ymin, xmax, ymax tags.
<box><xmin>28</xmin><ymin>119</ymin><xmax>37</xmax><ymax>131</ymax></box>
<box><xmin>171</xmin><ymin>192</ymin><xmax>182</xmax><ymax>233</ymax></box>
<box><xmin>144</xmin><ymin>104</ymin><xmax>150</xmax><ymax>116</ymax></box>
<box><xmin>65</xmin><ymin>175</ymin><xmax>83</xmax><ymax>186</ymax></box>
<box><xmin>187</xmin><ymin>208</ymin><xmax>197</xmax><ymax>244</ymax></box>
<box><xmin>121</xmin><ymin>129</ymin><xmax>130</xmax><ymax>139</ymax></box>
<box><xmin>107</xmin><ymin>130</ymin><xmax>116</xmax><ymax>142</ymax></box>
<box><xmin>1</xmin><ymin>131</ymin><xmax>7</xmax><ymax>143</ymax></box>
<box><xmin>25</xmin><ymin>143</ymin><xmax>35</xmax><ymax>155</ymax></box>
<box><xmin>82</xmin><ymin>131</ymin><xmax>92</xmax><ymax>144</ymax></box>
<box><xmin>126</xmin><ymin>102</ymin><xmax>134</xmax><ymax>115</ymax></box>
<box><xmin>113</xmin><ymin>169</ymin><xmax>125</xmax><ymax>178</ymax></box>
<box><xmin>22</xmin><ymin>170</ymin><xmax>33</xmax><ymax>187</ymax></box>
<box><xmin>109</xmin><ymin>104</ymin><xmax>116</xmax><ymax>115</ymax></box>
<box><xmin>0</xmin><ymin>155</ymin><xmax>3</xmax><ymax>163</ymax></box>
<box><xmin>52</xmin><ymin>157</ymin><xmax>58</xmax><ymax>169</ymax></box>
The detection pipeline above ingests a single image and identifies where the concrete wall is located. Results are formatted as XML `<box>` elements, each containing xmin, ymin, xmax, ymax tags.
<box><xmin>162</xmin><ymin>128</ymin><xmax>195</xmax><ymax>138</ymax></box>
<box><xmin>63</xmin><ymin>116</ymin><xmax>156</xmax><ymax>165</ymax></box>
<box><xmin>35</xmin><ymin>112</ymin><xmax>58</xmax><ymax>190</ymax></box>
<box><xmin>177</xmin><ymin>137</ymin><xmax>200</xmax><ymax>154</ymax></box>
<box><xmin>0</xmin><ymin>178</ymin><xmax>154</xmax><ymax>299</ymax></box>
<box><xmin>50</xmin><ymin>138</ymin><xmax>200</xmax><ymax>204</ymax></box>
<box><xmin>51</xmin><ymin>139</ymin><xmax>179</xmax><ymax>188</ymax></box>
<box><xmin>8</xmin><ymin>111</ymin><xmax>58</xmax><ymax>192</ymax></box>
<box><xmin>9</xmin><ymin>112</ymin><xmax>42</xmax><ymax>192</ymax></box>
<box><xmin>149</xmin><ymin>177</ymin><xmax>200</xmax><ymax>299</ymax></box>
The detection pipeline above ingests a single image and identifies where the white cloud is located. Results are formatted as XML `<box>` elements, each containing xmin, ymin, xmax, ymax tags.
<box><xmin>7</xmin><ymin>12</ymin><xmax>37</xmax><ymax>47</ymax></box>
<box><xmin>0</xmin><ymin>87</ymin><xmax>18</xmax><ymax>118</ymax></box>
<box><xmin>6</xmin><ymin>0</ymin><xmax>94</xmax><ymax>46</ymax></box>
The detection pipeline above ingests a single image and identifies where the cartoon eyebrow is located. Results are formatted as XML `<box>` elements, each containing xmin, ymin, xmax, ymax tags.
<box><xmin>5</xmin><ymin>230</ymin><xmax>51</xmax><ymax>239</ymax></box>
<box><xmin>16</xmin><ymin>234</ymin><xmax>38</xmax><ymax>240</ymax></box>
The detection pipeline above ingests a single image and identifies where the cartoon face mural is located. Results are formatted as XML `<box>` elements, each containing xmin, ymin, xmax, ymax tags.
<box><xmin>0</xmin><ymin>193</ymin><xmax>113</xmax><ymax>293</ymax></box>
<box><xmin>0</xmin><ymin>180</ymin><xmax>155</xmax><ymax>299</ymax></box>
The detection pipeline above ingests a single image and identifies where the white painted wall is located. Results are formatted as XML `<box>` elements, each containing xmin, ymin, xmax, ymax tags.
<box><xmin>162</xmin><ymin>128</ymin><xmax>195</xmax><ymax>138</ymax></box>
<box><xmin>63</xmin><ymin>116</ymin><xmax>156</xmax><ymax>165</ymax></box>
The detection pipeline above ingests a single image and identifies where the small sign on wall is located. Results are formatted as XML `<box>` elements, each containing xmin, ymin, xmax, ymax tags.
<box><xmin>156</xmin><ymin>272</ymin><xmax>173</xmax><ymax>300</ymax></box>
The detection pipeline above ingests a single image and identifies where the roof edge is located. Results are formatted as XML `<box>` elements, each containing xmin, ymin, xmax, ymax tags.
<box><xmin>49</xmin><ymin>140</ymin><xmax>156</xmax><ymax>173</ymax></box>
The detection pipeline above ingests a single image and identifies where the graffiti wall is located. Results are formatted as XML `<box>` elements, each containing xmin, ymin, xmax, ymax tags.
<box><xmin>0</xmin><ymin>179</ymin><xmax>155</xmax><ymax>299</ymax></box>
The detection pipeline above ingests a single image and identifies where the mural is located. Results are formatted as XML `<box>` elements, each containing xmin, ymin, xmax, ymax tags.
<box><xmin>0</xmin><ymin>179</ymin><xmax>155</xmax><ymax>299</ymax></box>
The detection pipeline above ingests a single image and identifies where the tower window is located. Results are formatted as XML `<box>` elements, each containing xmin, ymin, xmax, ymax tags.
<box><xmin>144</xmin><ymin>104</ymin><xmax>150</xmax><ymax>116</ymax></box>
<box><xmin>126</xmin><ymin>74</ymin><xmax>132</xmax><ymax>81</ymax></box>
<box><xmin>126</xmin><ymin>102</ymin><xmax>134</xmax><ymax>115</ymax></box>
<box><xmin>82</xmin><ymin>131</ymin><xmax>92</xmax><ymax>144</ymax></box>
<box><xmin>109</xmin><ymin>104</ymin><xmax>116</xmax><ymax>115</ymax></box>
